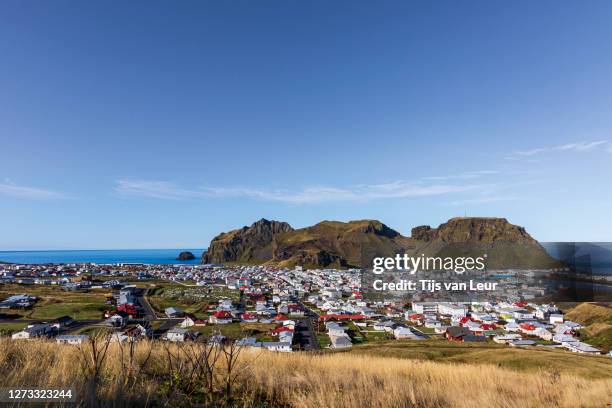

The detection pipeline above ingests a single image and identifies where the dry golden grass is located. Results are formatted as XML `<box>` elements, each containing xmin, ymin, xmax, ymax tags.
<box><xmin>0</xmin><ymin>338</ymin><xmax>610</xmax><ymax>407</ymax></box>
<box><xmin>248</xmin><ymin>351</ymin><xmax>612</xmax><ymax>408</ymax></box>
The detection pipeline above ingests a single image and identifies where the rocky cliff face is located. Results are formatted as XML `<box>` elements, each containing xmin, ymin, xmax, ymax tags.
<box><xmin>411</xmin><ymin>217</ymin><xmax>536</xmax><ymax>244</ymax></box>
<box><xmin>202</xmin><ymin>218</ymin><xmax>293</xmax><ymax>264</ymax></box>
<box><xmin>409</xmin><ymin>217</ymin><xmax>558</xmax><ymax>269</ymax></box>
<box><xmin>201</xmin><ymin>217</ymin><xmax>559</xmax><ymax>269</ymax></box>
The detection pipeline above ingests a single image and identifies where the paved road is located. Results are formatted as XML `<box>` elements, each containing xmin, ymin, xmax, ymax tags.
<box><xmin>294</xmin><ymin>318</ymin><xmax>319</xmax><ymax>350</ymax></box>
<box><xmin>137</xmin><ymin>288</ymin><xmax>158</xmax><ymax>319</ymax></box>
<box><xmin>296</xmin><ymin>302</ymin><xmax>320</xmax><ymax>350</ymax></box>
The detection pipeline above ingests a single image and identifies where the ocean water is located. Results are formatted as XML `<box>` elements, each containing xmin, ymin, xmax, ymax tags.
<box><xmin>1</xmin><ymin>243</ymin><xmax>611</xmax><ymax>271</ymax></box>
<box><xmin>0</xmin><ymin>249</ymin><xmax>205</xmax><ymax>265</ymax></box>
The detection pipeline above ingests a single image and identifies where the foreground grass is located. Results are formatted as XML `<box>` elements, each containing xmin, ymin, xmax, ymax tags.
<box><xmin>0</xmin><ymin>337</ymin><xmax>611</xmax><ymax>407</ymax></box>
<box><xmin>341</xmin><ymin>339</ymin><xmax>612</xmax><ymax>380</ymax></box>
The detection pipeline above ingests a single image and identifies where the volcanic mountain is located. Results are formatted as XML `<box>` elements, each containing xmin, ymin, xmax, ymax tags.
<box><xmin>201</xmin><ymin>217</ymin><xmax>560</xmax><ymax>269</ymax></box>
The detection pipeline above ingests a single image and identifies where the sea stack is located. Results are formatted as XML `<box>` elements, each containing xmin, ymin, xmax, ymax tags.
<box><xmin>177</xmin><ymin>251</ymin><xmax>196</xmax><ymax>261</ymax></box>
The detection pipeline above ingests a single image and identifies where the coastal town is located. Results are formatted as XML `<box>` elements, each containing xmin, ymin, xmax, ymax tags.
<box><xmin>0</xmin><ymin>261</ymin><xmax>609</xmax><ymax>356</ymax></box>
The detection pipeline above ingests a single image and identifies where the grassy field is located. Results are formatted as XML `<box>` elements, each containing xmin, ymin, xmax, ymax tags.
<box><xmin>337</xmin><ymin>338</ymin><xmax>612</xmax><ymax>380</ymax></box>
<box><xmin>316</xmin><ymin>332</ymin><xmax>330</xmax><ymax>348</ymax></box>
<box><xmin>146</xmin><ymin>284</ymin><xmax>239</xmax><ymax>319</ymax></box>
<box><xmin>72</xmin><ymin>325</ymin><xmax>110</xmax><ymax>336</ymax></box>
<box><xmin>191</xmin><ymin>322</ymin><xmax>276</xmax><ymax>340</ymax></box>
<box><xmin>359</xmin><ymin>329</ymin><xmax>391</xmax><ymax>342</ymax></box>
<box><xmin>0</xmin><ymin>338</ymin><xmax>610</xmax><ymax>407</ymax></box>
<box><xmin>0</xmin><ymin>322</ymin><xmax>27</xmax><ymax>335</ymax></box>
<box><xmin>0</xmin><ymin>284</ymin><xmax>111</xmax><ymax>320</ymax></box>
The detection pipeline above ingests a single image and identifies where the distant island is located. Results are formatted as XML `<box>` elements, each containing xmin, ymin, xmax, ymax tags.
<box><xmin>202</xmin><ymin>217</ymin><xmax>561</xmax><ymax>270</ymax></box>
<box><xmin>176</xmin><ymin>251</ymin><xmax>196</xmax><ymax>261</ymax></box>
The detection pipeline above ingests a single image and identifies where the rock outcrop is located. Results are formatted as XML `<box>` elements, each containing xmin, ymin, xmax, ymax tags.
<box><xmin>408</xmin><ymin>217</ymin><xmax>559</xmax><ymax>270</ymax></box>
<box><xmin>201</xmin><ymin>217</ymin><xmax>560</xmax><ymax>269</ymax></box>
<box><xmin>177</xmin><ymin>251</ymin><xmax>196</xmax><ymax>261</ymax></box>
<box><xmin>202</xmin><ymin>218</ymin><xmax>293</xmax><ymax>264</ymax></box>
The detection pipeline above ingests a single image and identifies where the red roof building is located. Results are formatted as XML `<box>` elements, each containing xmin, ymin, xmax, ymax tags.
<box><xmin>270</xmin><ymin>326</ymin><xmax>294</xmax><ymax>335</ymax></box>
<box><xmin>212</xmin><ymin>311</ymin><xmax>232</xmax><ymax>319</ymax></box>
<box><xmin>459</xmin><ymin>317</ymin><xmax>474</xmax><ymax>326</ymax></box>
<box><xmin>520</xmin><ymin>323</ymin><xmax>536</xmax><ymax>331</ymax></box>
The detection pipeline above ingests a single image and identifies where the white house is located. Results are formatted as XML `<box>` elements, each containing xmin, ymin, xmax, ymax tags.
<box><xmin>492</xmin><ymin>333</ymin><xmax>522</xmax><ymax>344</ymax></box>
<box><xmin>393</xmin><ymin>326</ymin><xmax>418</xmax><ymax>340</ymax></box>
<box><xmin>326</xmin><ymin>322</ymin><xmax>346</xmax><ymax>337</ymax></box>
<box><xmin>179</xmin><ymin>316</ymin><xmax>196</xmax><ymax>328</ymax></box>
<box><xmin>438</xmin><ymin>303</ymin><xmax>467</xmax><ymax>318</ymax></box>
<box><xmin>329</xmin><ymin>334</ymin><xmax>352</xmax><ymax>349</ymax></box>
<box><xmin>413</xmin><ymin>302</ymin><xmax>438</xmax><ymax>315</ymax></box>
<box><xmin>505</xmin><ymin>322</ymin><xmax>521</xmax><ymax>332</ymax></box>
<box><xmin>553</xmin><ymin>333</ymin><xmax>575</xmax><ymax>343</ymax></box>
<box><xmin>105</xmin><ymin>314</ymin><xmax>127</xmax><ymax>327</ymax></box>
<box><xmin>262</xmin><ymin>341</ymin><xmax>292</xmax><ymax>352</ymax></box>
<box><xmin>534</xmin><ymin>328</ymin><xmax>553</xmax><ymax>341</ymax></box>
<box><xmin>549</xmin><ymin>314</ymin><xmax>564</xmax><ymax>324</ymax></box>
<box><xmin>209</xmin><ymin>311</ymin><xmax>232</xmax><ymax>324</ymax></box>
<box><xmin>513</xmin><ymin>310</ymin><xmax>534</xmax><ymax>319</ymax></box>
<box><xmin>562</xmin><ymin>341</ymin><xmax>600</xmax><ymax>354</ymax></box>
<box><xmin>56</xmin><ymin>334</ymin><xmax>88</xmax><ymax>345</ymax></box>
<box><xmin>165</xmin><ymin>328</ymin><xmax>188</xmax><ymax>342</ymax></box>
<box><xmin>12</xmin><ymin>323</ymin><xmax>55</xmax><ymax>340</ymax></box>
<box><xmin>165</xmin><ymin>307</ymin><xmax>184</xmax><ymax>318</ymax></box>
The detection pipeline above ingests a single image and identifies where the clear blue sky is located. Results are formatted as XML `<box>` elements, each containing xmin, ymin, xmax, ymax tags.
<box><xmin>1</xmin><ymin>1</ymin><xmax>612</xmax><ymax>249</ymax></box>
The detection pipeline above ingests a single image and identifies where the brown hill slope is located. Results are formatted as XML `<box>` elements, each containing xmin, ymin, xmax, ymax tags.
<box><xmin>272</xmin><ymin>220</ymin><xmax>410</xmax><ymax>268</ymax></box>
<box><xmin>202</xmin><ymin>217</ymin><xmax>559</xmax><ymax>269</ymax></box>
<box><xmin>564</xmin><ymin>302</ymin><xmax>612</xmax><ymax>352</ymax></box>
<box><xmin>409</xmin><ymin>217</ymin><xmax>561</xmax><ymax>270</ymax></box>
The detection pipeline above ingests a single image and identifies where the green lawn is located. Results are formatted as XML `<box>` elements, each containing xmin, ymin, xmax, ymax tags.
<box><xmin>0</xmin><ymin>322</ymin><xmax>28</xmax><ymax>335</ymax></box>
<box><xmin>190</xmin><ymin>322</ymin><xmax>276</xmax><ymax>340</ymax></box>
<box><xmin>415</xmin><ymin>326</ymin><xmax>437</xmax><ymax>334</ymax></box>
<box><xmin>316</xmin><ymin>332</ymin><xmax>331</xmax><ymax>348</ymax></box>
<box><xmin>361</xmin><ymin>330</ymin><xmax>390</xmax><ymax>342</ymax></box>
<box><xmin>0</xmin><ymin>284</ymin><xmax>111</xmax><ymax>320</ymax></box>
<box><xmin>146</xmin><ymin>284</ymin><xmax>240</xmax><ymax>319</ymax></box>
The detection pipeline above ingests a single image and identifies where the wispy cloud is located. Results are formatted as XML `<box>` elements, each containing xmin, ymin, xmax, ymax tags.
<box><xmin>421</xmin><ymin>170</ymin><xmax>499</xmax><ymax>181</ymax></box>
<box><xmin>115</xmin><ymin>179</ymin><xmax>206</xmax><ymax>200</ymax></box>
<box><xmin>509</xmin><ymin>140</ymin><xmax>609</xmax><ymax>158</ymax></box>
<box><xmin>115</xmin><ymin>179</ymin><xmax>486</xmax><ymax>204</ymax></box>
<box><xmin>206</xmin><ymin>182</ymin><xmax>484</xmax><ymax>204</ymax></box>
<box><xmin>0</xmin><ymin>180</ymin><xmax>69</xmax><ymax>200</ymax></box>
